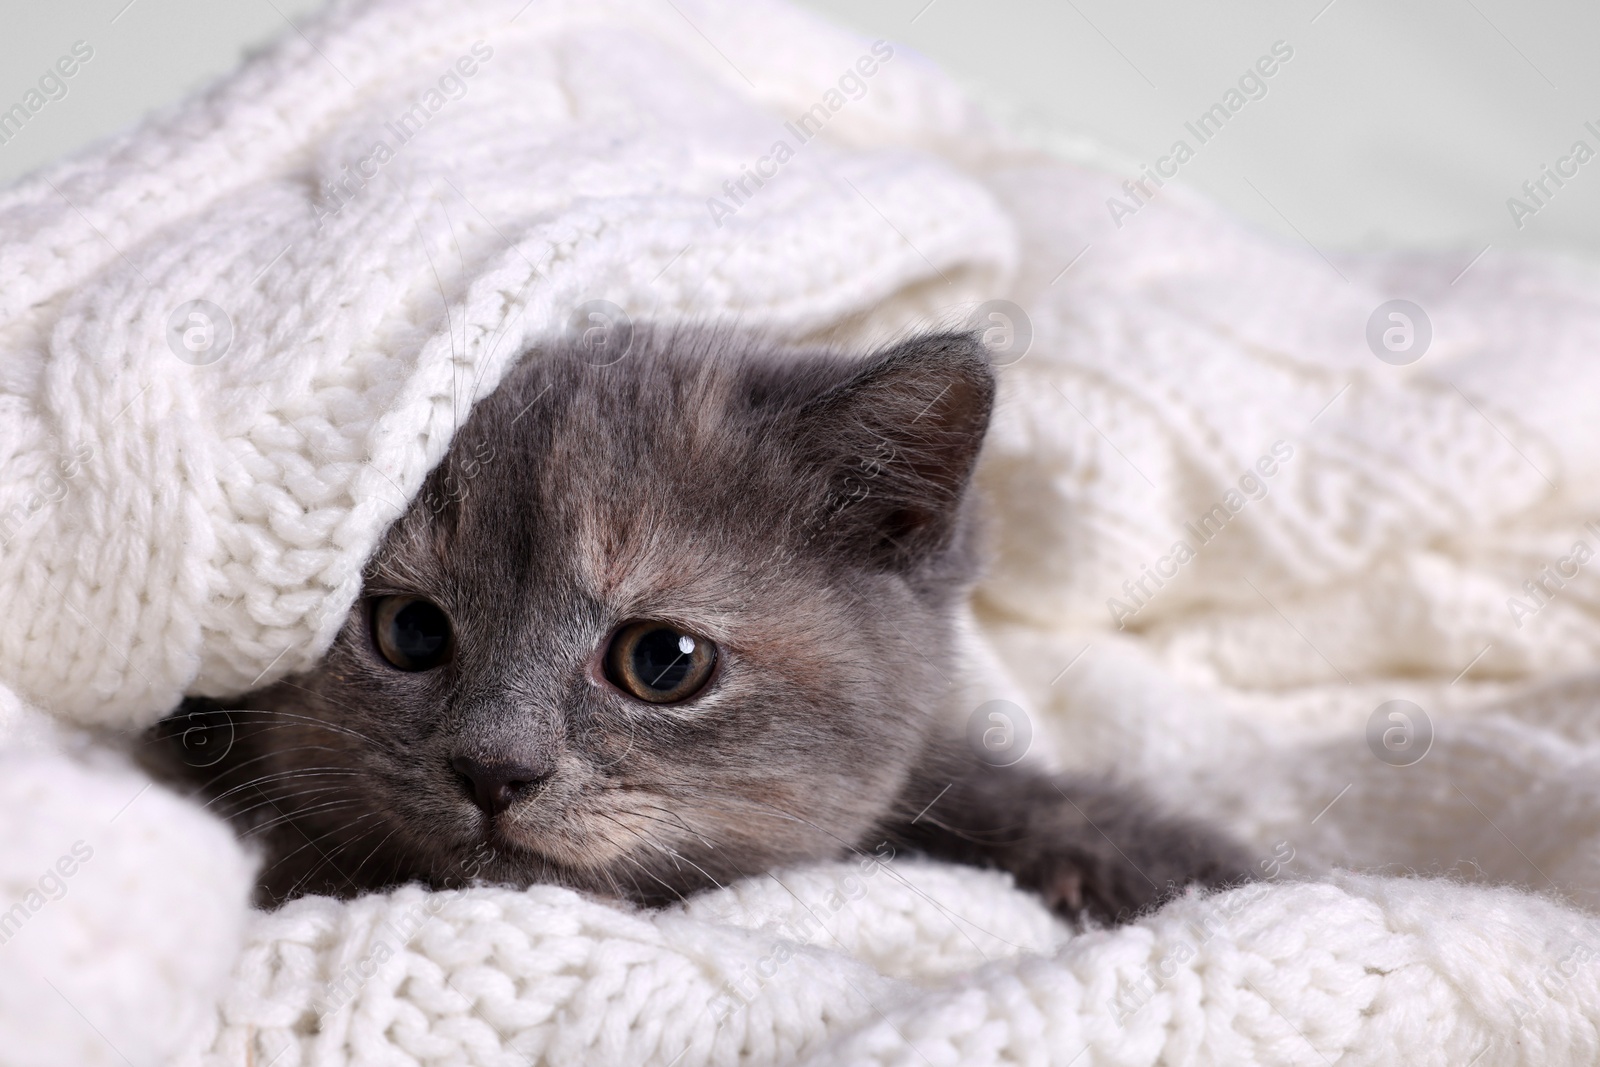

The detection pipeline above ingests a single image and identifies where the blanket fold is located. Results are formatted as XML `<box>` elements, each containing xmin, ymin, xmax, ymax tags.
<box><xmin>8</xmin><ymin>0</ymin><xmax>1600</xmax><ymax>1064</ymax></box>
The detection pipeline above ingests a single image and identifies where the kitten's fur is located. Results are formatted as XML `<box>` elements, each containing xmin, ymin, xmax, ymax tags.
<box><xmin>147</xmin><ymin>327</ymin><xmax>1251</xmax><ymax>922</ymax></box>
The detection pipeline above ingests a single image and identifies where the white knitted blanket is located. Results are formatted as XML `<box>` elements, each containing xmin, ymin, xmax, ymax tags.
<box><xmin>7</xmin><ymin>0</ymin><xmax>1600</xmax><ymax>1063</ymax></box>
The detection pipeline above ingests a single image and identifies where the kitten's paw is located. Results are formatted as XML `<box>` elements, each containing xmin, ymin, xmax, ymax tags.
<box><xmin>891</xmin><ymin>760</ymin><xmax>1257</xmax><ymax>927</ymax></box>
<box><xmin>1016</xmin><ymin>813</ymin><xmax>1255</xmax><ymax>925</ymax></box>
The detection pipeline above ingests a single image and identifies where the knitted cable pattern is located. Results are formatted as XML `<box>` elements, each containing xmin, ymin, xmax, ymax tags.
<box><xmin>9</xmin><ymin>0</ymin><xmax>1600</xmax><ymax>1064</ymax></box>
<box><xmin>0</xmin><ymin>0</ymin><xmax>1014</xmax><ymax>725</ymax></box>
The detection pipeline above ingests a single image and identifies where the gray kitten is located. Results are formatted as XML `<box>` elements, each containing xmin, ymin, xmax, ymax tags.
<box><xmin>147</xmin><ymin>327</ymin><xmax>1252</xmax><ymax>923</ymax></box>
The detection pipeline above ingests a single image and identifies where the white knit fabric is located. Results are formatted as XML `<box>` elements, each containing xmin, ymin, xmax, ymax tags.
<box><xmin>0</xmin><ymin>0</ymin><xmax>1012</xmax><ymax>725</ymax></box>
<box><xmin>7</xmin><ymin>0</ymin><xmax>1600</xmax><ymax>1063</ymax></box>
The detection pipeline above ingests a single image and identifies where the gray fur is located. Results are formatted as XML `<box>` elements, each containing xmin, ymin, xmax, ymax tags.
<box><xmin>146</xmin><ymin>326</ymin><xmax>1251</xmax><ymax>922</ymax></box>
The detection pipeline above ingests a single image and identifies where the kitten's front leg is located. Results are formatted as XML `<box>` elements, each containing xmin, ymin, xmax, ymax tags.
<box><xmin>878</xmin><ymin>740</ymin><xmax>1255</xmax><ymax>925</ymax></box>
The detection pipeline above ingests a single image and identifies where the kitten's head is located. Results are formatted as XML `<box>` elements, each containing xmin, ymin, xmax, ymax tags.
<box><xmin>184</xmin><ymin>327</ymin><xmax>994</xmax><ymax>905</ymax></box>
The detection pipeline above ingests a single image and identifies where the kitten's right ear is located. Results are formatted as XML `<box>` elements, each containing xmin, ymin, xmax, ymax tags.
<box><xmin>791</xmin><ymin>331</ymin><xmax>995</xmax><ymax>567</ymax></box>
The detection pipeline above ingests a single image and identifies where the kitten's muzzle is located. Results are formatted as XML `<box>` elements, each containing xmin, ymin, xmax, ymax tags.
<box><xmin>451</xmin><ymin>754</ymin><xmax>552</xmax><ymax>816</ymax></box>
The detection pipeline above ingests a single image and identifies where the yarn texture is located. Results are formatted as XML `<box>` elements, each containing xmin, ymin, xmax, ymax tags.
<box><xmin>6</xmin><ymin>0</ymin><xmax>1600</xmax><ymax>1063</ymax></box>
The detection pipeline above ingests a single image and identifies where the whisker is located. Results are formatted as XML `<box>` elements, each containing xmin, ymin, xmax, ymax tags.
<box><xmin>633</xmin><ymin>803</ymin><xmax>717</xmax><ymax>851</ymax></box>
<box><xmin>241</xmin><ymin>798</ymin><xmax>372</xmax><ymax>838</ymax></box>
<box><xmin>269</xmin><ymin>811</ymin><xmax>389</xmax><ymax>898</ymax></box>
<box><xmin>592</xmin><ymin>813</ymin><xmax>692</xmax><ymax>904</ymax></box>
<box><xmin>347</xmin><ymin>824</ymin><xmax>407</xmax><ymax>887</ymax></box>
<box><xmin>648</xmin><ymin>788</ymin><xmax>1020</xmax><ymax>955</ymax></box>
<box><xmin>221</xmin><ymin>781</ymin><xmax>363</xmax><ymax>821</ymax></box>
<box><xmin>203</xmin><ymin>763</ymin><xmax>366</xmax><ymax>807</ymax></box>
<box><xmin>189</xmin><ymin>747</ymin><xmax>359</xmax><ymax>799</ymax></box>
<box><xmin>199</xmin><ymin>705</ymin><xmax>388</xmax><ymax>749</ymax></box>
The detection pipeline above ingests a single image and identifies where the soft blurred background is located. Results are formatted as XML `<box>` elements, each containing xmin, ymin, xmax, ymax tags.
<box><xmin>5</xmin><ymin>0</ymin><xmax>1599</xmax><ymax>256</ymax></box>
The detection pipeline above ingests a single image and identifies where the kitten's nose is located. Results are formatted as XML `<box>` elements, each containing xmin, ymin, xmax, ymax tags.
<box><xmin>451</xmin><ymin>755</ymin><xmax>549</xmax><ymax>816</ymax></box>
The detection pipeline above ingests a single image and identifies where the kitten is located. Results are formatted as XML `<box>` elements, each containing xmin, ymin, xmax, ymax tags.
<box><xmin>146</xmin><ymin>326</ymin><xmax>1252</xmax><ymax>922</ymax></box>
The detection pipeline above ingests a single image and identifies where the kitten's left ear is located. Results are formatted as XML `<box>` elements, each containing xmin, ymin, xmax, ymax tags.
<box><xmin>794</xmin><ymin>331</ymin><xmax>995</xmax><ymax>565</ymax></box>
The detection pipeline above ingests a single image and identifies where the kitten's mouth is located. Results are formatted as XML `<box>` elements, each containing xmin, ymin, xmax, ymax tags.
<box><xmin>480</xmin><ymin>804</ymin><xmax>628</xmax><ymax>871</ymax></box>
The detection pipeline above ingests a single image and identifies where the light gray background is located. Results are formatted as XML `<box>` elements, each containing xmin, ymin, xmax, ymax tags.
<box><xmin>4</xmin><ymin>0</ymin><xmax>1598</xmax><ymax>258</ymax></box>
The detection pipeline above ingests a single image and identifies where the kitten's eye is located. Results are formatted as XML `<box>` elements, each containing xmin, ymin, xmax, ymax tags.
<box><xmin>603</xmin><ymin>621</ymin><xmax>717</xmax><ymax>703</ymax></box>
<box><xmin>371</xmin><ymin>596</ymin><xmax>454</xmax><ymax>671</ymax></box>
